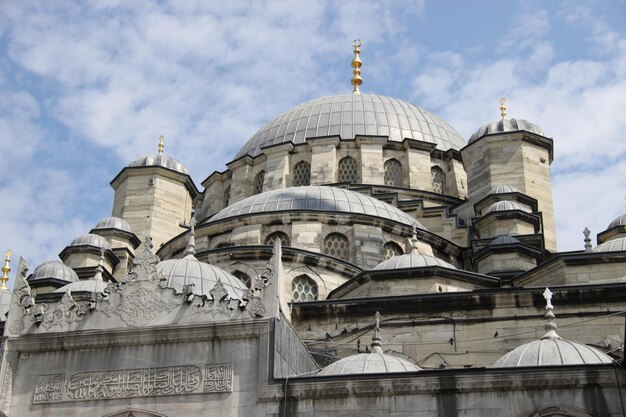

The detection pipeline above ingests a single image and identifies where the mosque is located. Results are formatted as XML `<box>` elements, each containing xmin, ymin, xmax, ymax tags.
<box><xmin>0</xmin><ymin>41</ymin><xmax>624</xmax><ymax>416</ymax></box>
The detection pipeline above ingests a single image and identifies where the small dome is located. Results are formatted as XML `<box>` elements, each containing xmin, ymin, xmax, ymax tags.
<box><xmin>469</xmin><ymin>118</ymin><xmax>545</xmax><ymax>143</ymax></box>
<box><xmin>593</xmin><ymin>237</ymin><xmax>626</xmax><ymax>253</ymax></box>
<box><xmin>236</xmin><ymin>94</ymin><xmax>466</xmax><ymax>158</ymax></box>
<box><xmin>54</xmin><ymin>280</ymin><xmax>108</xmax><ymax>293</ymax></box>
<box><xmin>68</xmin><ymin>233</ymin><xmax>112</xmax><ymax>251</ymax></box>
<box><xmin>493</xmin><ymin>339</ymin><xmax>613</xmax><ymax>367</ymax></box>
<box><xmin>208</xmin><ymin>186</ymin><xmax>425</xmax><ymax>229</ymax></box>
<box><xmin>157</xmin><ymin>255</ymin><xmax>247</xmax><ymax>300</ymax></box>
<box><xmin>607</xmin><ymin>214</ymin><xmax>626</xmax><ymax>229</ymax></box>
<box><xmin>489</xmin><ymin>184</ymin><xmax>520</xmax><ymax>194</ymax></box>
<box><xmin>485</xmin><ymin>200</ymin><xmax>530</xmax><ymax>214</ymax></box>
<box><xmin>94</xmin><ymin>217</ymin><xmax>133</xmax><ymax>233</ymax></box>
<box><xmin>318</xmin><ymin>351</ymin><xmax>421</xmax><ymax>375</ymax></box>
<box><xmin>375</xmin><ymin>253</ymin><xmax>456</xmax><ymax>270</ymax></box>
<box><xmin>489</xmin><ymin>235</ymin><xmax>521</xmax><ymax>246</ymax></box>
<box><xmin>28</xmin><ymin>261</ymin><xmax>79</xmax><ymax>283</ymax></box>
<box><xmin>128</xmin><ymin>154</ymin><xmax>189</xmax><ymax>175</ymax></box>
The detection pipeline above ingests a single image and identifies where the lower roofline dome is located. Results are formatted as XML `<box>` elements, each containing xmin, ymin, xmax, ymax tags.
<box><xmin>593</xmin><ymin>236</ymin><xmax>626</xmax><ymax>252</ymax></box>
<box><xmin>374</xmin><ymin>253</ymin><xmax>456</xmax><ymax>270</ymax></box>
<box><xmin>127</xmin><ymin>154</ymin><xmax>189</xmax><ymax>175</ymax></box>
<box><xmin>206</xmin><ymin>186</ymin><xmax>426</xmax><ymax>229</ymax></box>
<box><xmin>318</xmin><ymin>351</ymin><xmax>421</xmax><ymax>375</ymax></box>
<box><xmin>94</xmin><ymin>216</ymin><xmax>134</xmax><ymax>233</ymax></box>
<box><xmin>236</xmin><ymin>93</ymin><xmax>466</xmax><ymax>158</ymax></box>
<box><xmin>54</xmin><ymin>280</ymin><xmax>108</xmax><ymax>294</ymax></box>
<box><xmin>469</xmin><ymin>118</ymin><xmax>545</xmax><ymax>143</ymax></box>
<box><xmin>607</xmin><ymin>213</ymin><xmax>626</xmax><ymax>229</ymax></box>
<box><xmin>492</xmin><ymin>339</ymin><xmax>613</xmax><ymax>367</ymax></box>
<box><xmin>28</xmin><ymin>260</ymin><xmax>79</xmax><ymax>283</ymax></box>
<box><xmin>68</xmin><ymin>233</ymin><xmax>112</xmax><ymax>251</ymax></box>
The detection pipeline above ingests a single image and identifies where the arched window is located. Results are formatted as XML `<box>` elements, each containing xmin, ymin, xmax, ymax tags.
<box><xmin>337</xmin><ymin>156</ymin><xmax>360</xmax><ymax>183</ymax></box>
<box><xmin>323</xmin><ymin>233</ymin><xmax>350</xmax><ymax>261</ymax></box>
<box><xmin>232</xmin><ymin>270</ymin><xmax>251</xmax><ymax>288</ymax></box>
<box><xmin>254</xmin><ymin>170</ymin><xmax>265</xmax><ymax>195</ymax></box>
<box><xmin>265</xmin><ymin>231</ymin><xmax>290</xmax><ymax>247</ymax></box>
<box><xmin>431</xmin><ymin>166</ymin><xmax>445</xmax><ymax>194</ymax></box>
<box><xmin>384</xmin><ymin>158</ymin><xmax>403</xmax><ymax>187</ymax></box>
<box><xmin>383</xmin><ymin>241</ymin><xmax>403</xmax><ymax>260</ymax></box>
<box><xmin>291</xmin><ymin>274</ymin><xmax>318</xmax><ymax>301</ymax></box>
<box><xmin>223</xmin><ymin>185</ymin><xmax>231</xmax><ymax>207</ymax></box>
<box><xmin>293</xmin><ymin>161</ymin><xmax>311</xmax><ymax>186</ymax></box>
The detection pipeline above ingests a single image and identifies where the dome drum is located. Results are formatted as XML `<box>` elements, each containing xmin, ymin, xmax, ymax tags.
<box><xmin>597</xmin><ymin>214</ymin><xmax>626</xmax><ymax>244</ymax></box>
<box><xmin>27</xmin><ymin>260</ymin><xmax>80</xmax><ymax>291</ymax></box>
<box><xmin>472</xmin><ymin>208</ymin><xmax>541</xmax><ymax>240</ymax></box>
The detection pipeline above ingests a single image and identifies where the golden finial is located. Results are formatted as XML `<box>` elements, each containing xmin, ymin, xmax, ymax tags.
<box><xmin>158</xmin><ymin>135</ymin><xmax>165</xmax><ymax>155</ymax></box>
<box><xmin>351</xmin><ymin>39</ymin><xmax>363</xmax><ymax>94</ymax></box>
<box><xmin>1</xmin><ymin>250</ymin><xmax>12</xmax><ymax>290</ymax></box>
<box><xmin>499</xmin><ymin>97</ymin><xmax>507</xmax><ymax>120</ymax></box>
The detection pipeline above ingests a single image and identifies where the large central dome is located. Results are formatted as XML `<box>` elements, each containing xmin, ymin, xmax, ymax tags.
<box><xmin>236</xmin><ymin>94</ymin><xmax>466</xmax><ymax>158</ymax></box>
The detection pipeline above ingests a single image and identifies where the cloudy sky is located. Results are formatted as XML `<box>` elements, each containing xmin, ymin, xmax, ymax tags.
<box><xmin>0</xmin><ymin>0</ymin><xmax>625</xmax><ymax>278</ymax></box>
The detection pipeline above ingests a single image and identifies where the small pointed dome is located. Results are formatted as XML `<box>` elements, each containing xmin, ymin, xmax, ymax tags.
<box><xmin>54</xmin><ymin>280</ymin><xmax>108</xmax><ymax>294</ymax></box>
<box><xmin>68</xmin><ymin>233</ymin><xmax>112</xmax><ymax>251</ymax></box>
<box><xmin>94</xmin><ymin>216</ymin><xmax>133</xmax><ymax>233</ymax></box>
<box><xmin>470</xmin><ymin>118</ymin><xmax>545</xmax><ymax>143</ymax></box>
<box><xmin>485</xmin><ymin>200</ymin><xmax>530</xmax><ymax>214</ymax></box>
<box><xmin>28</xmin><ymin>260</ymin><xmax>79</xmax><ymax>283</ymax></box>
<box><xmin>489</xmin><ymin>184</ymin><xmax>520</xmax><ymax>194</ymax></box>
<box><xmin>128</xmin><ymin>154</ymin><xmax>189</xmax><ymax>175</ymax></box>
<box><xmin>374</xmin><ymin>230</ymin><xmax>456</xmax><ymax>270</ymax></box>
<box><xmin>607</xmin><ymin>214</ymin><xmax>626</xmax><ymax>229</ymax></box>
<box><xmin>593</xmin><ymin>236</ymin><xmax>626</xmax><ymax>253</ymax></box>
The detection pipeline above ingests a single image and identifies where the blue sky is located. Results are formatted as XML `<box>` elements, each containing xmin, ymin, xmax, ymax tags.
<box><xmin>0</xmin><ymin>0</ymin><xmax>625</xmax><ymax>278</ymax></box>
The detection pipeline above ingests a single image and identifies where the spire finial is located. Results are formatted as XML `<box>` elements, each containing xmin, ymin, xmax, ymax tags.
<box><xmin>351</xmin><ymin>39</ymin><xmax>363</xmax><ymax>94</ymax></box>
<box><xmin>93</xmin><ymin>248</ymin><xmax>105</xmax><ymax>282</ymax></box>
<box><xmin>371</xmin><ymin>311</ymin><xmax>383</xmax><ymax>353</ymax></box>
<box><xmin>183</xmin><ymin>217</ymin><xmax>197</xmax><ymax>257</ymax></box>
<box><xmin>158</xmin><ymin>135</ymin><xmax>165</xmax><ymax>155</ymax></box>
<box><xmin>1</xmin><ymin>249</ymin><xmax>12</xmax><ymax>290</ymax></box>
<box><xmin>410</xmin><ymin>225</ymin><xmax>419</xmax><ymax>254</ymax></box>
<box><xmin>541</xmin><ymin>287</ymin><xmax>561</xmax><ymax>340</ymax></box>
<box><xmin>583</xmin><ymin>227</ymin><xmax>592</xmax><ymax>252</ymax></box>
<box><xmin>499</xmin><ymin>97</ymin><xmax>507</xmax><ymax>120</ymax></box>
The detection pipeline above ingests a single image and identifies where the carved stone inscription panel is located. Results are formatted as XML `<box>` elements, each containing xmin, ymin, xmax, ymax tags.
<box><xmin>32</xmin><ymin>363</ymin><xmax>233</xmax><ymax>404</ymax></box>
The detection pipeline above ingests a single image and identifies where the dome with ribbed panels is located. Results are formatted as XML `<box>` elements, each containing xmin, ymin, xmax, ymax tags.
<box><xmin>593</xmin><ymin>237</ymin><xmax>626</xmax><ymax>253</ymax></box>
<box><xmin>94</xmin><ymin>216</ymin><xmax>133</xmax><ymax>233</ymax></box>
<box><xmin>236</xmin><ymin>94</ymin><xmax>466</xmax><ymax>158</ymax></box>
<box><xmin>607</xmin><ymin>214</ymin><xmax>626</xmax><ymax>229</ymax></box>
<box><xmin>68</xmin><ymin>233</ymin><xmax>112</xmax><ymax>251</ymax></box>
<box><xmin>469</xmin><ymin>118</ymin><xmax>545</xmax><ymax>143</ymax></box>
<box><xmin>157</xmin><ymin>255</ymin><xmax>248</xmax><ymax>300</ymax></box>
<box><xmin>485</xmin><ymin>200</ymin><xmax>531</xmax><ymax>214</ymax></box>
<box><xmin>493</xmin><ymin>339</ymin><xmax>613</xmax><ymax>367</ymax></box>
<box><xmin>318</xmin><ymin>351</ymin><xmax>421</xmax><ymax>375</ymax></box>
<box><xmin>28</xmin><ymin>260</ymin><xmax>79</xmax><ymax>283</ymax></box>
<box><xmin>489</xmin><ymin>184</ymin><xmax>520</xmax><ymax>194</ymax></box>
<box><xmin>375</xmin><ymin>253</ymin><xmax>456</xmax><ymax>270</ymax></box>
<box><xmin>207</xmin><ymin>186</ymin><xmax>426</xmax><ymax>229</ymax></box>
<box><xmin>127</xmin><ymin>154</ymin><xmax>189</xmax><ymax>175</ymax></box>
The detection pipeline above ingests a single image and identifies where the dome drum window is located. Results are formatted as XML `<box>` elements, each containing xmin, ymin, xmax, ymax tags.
<box><xmin>384</xmin><ymin>159</ymin><xmax>403</xmax><ymax>187</ymax></box>
<box><xmin>265</xmin><ymin>231</ymin><xmax>290</xmax><ymax>247</ymax></box>
<box><xmin>254</xmin><ymin>171</ymin><xmax>265</xmax><ymax>195</ymax></box>
<box><xmin>293</xmin><ymin>161</ymin><xmax>311</xmax><ymax>186</ymax></box>
<box><xmin>291</xmin><ymin>274</ymin><xmax>318</xmax><ymax>302</ymax></box>
<box><xmin>431</xmin><ymin>166</ymin><xmax>445</xmax><ymax>194</ymax></box>
<box><xmin>383</xmin><ymin>241</ymin><xmax>403</xmax><ymax>260</ymax></box>
<box><xmin>323</xmin><ymin>233</ymin><xmax>351</xmax><ymax>261</ymax></box>
<box><xmin>337</xmin><ymin>156</ymin><xmax>360</xmax><ymax>184</ymax></box>
<box><xmin>223</xmin><ymin>185</ymin><xmax>231</xmax><ymax>208</ymax></box>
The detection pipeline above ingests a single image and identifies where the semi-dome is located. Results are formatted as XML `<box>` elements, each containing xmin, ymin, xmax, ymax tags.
<box><xmin>236</xmin><ymin>94</ymin><xmax>466</xmax><ymax>158</ymax></box>
<box><xmin>469</xmin><ymin>118</ymin><xmax>545</xmax><ymax>143</ymax></box>
<box><xmin>157</xmin><ymin>255</ymin><xmax>248</xmax><ymax>300</ymax></box>
<box><xmin>485</xmin><ymin>200</ymin><xmax>530</xmax><ymax>214</ymax></box>
<box><xmin>94</xmin><ymin>216</ymin><xmax>133</xmax><ymax>233</ymax></box>
<box><xmin>54</xmin><ymin>280</ymin><xmax>108</xmax><ymax>294</ymax></box>
<box><xmin>593</xmin><ymin>237</ymin><xmax>626</xmax><ymax>253</ymax></box>
<box><xmin>207</xmin><ymin>186</ymin><xmax>425</xmax><ymax>229</ymax></box>
<box><xmin>607</xmin><ymin>214</ymin><xmax>626</xmax><ymax>229</ymax></box>
<box><xmin>489</xmin><ymin>184</ymin><xmax>520</xmax><ymax>194</ymax></box>
<box><xmin>68</xmin><ymin>233</ymin><xmax>112</xmax><ymax>251</ymax></box>
<box><xmin>28</xmin><ymin>260</ymin><xmax>79</xmax><ymax>283</ymax></box>
<box><xmin>128</xmin><ymin>154</ymin><xmax>189</xmax><ymax>175</ymax></box>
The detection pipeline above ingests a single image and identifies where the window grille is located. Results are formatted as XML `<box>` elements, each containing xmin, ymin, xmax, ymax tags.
<box><xmin>223</xmin><ymin>185</ymin><xmax>231</xmax><ymax>207</ymax></box>
<box><xmin>232</xmin><ymin>270</ymin><xmax>251</xmax><ymax>288</ymax></box>
<box><xmin>291</xmin><ymin>274</ymin><xmax>318</xmax><ymax>301</ymax></box>
<box><xmin>383</xmin><ymin>242</ymin><xmax>403</xmax><ymax>260</ymax></box>
<box><xmin>254</xmin><ymin>171</ymin><xmax>265</xmax><ymax>195</ymax></box>
<box><xmin>323</xmin><ymin>233</ymin><xmax>350</xmax><ymax>261</ymax></box>
<box><xmin>337</xmin><ymin>156</ymin><xmax>360</xmax><ymax>183</ymax></box>
<box><xmin>265</xmin><ymin>231</ymin><xmax>290</xmax><ymax>247</ymax></box>
<box><xmin>431</xmin><ymin>166</ymin><xmax>445</xmax><ymax>194</ymax></box>
<box><xmin>384</xmin><ymin>159</ymin><xmax>403</xmax><ymax>187</ymax></box>
<box><xmin>293</xmin><ymin>161</ymin><xmax>311</xmax><ymax>186</ymax></box>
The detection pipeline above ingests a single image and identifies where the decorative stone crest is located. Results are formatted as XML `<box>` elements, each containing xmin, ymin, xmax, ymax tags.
<box><xmin>42</xmin><ymin>291</ymin><xmax>87</xmax><ymax>330</ymax></box>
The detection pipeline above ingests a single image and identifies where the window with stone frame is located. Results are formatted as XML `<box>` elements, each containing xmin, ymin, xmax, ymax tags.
<box><xmin>291</xmin><ymin>274</ymin><xmax>318</xmax><ymax>301</ymax></box>
<box><xmin>293</xmin><ymin>161</ymin><xmax>311</xmax><ymax>186</ymax></box>
<box><xmin>265</xmin><ymin>231</ymin><xmax>290</xmax><ymax>247</ymax></box>
<box><xmin>337</xmin><ymin>156</ymin><xmax>360</xmax><ymax>183</ymax></box>
<box><xmin>384</xmin><ymin>158</ymin><xmax>403</xmax><ymax>187</ymax></box>
<box><xmin>383</xmin><ymin>241</ymin><xmax>404</xmax><ymax>260</ymax></box>
<box><xmin>431</xmin><ymin>166</ymin><xmax>445</xmax><ymax>194</ymax></box>
<box><xmin>223</xmin><ymin>185</ymin><xmax>231</xmax><ymax>207</ymax></box>
<box><xmin>232</xmin><ymin>270</ymin><xmax>251</xmax><ymax>288</ymax></box>
<box><xmin>254</xmin><ymin>170</ymin><xmax>265</xmax><ymax>195</ymax></box>
<box><xmin>323</xmin><ymin>232</ymin><xmax>351</xmax><ymax>261</ymax></box>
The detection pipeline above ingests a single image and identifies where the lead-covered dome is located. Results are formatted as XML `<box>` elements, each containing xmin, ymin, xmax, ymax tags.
<box><xmin>68</xmin><ymin>233</ymin><xmax>112</xmax><ymax>251</ymax></box>
<box><xmin>128</xmin><ymin>154</ymin><xmax>189</xmax><ymax>175</ymax></box>
<box><xmin>485</xmin><ymin>200</ymin><xmax>531</xmax><ymax>214</ymax></box>
<box><xmin>207</xmin><ymin>186</ymin><xmax>425</xmax><ymax>229</ymax></box>
<box><xmin>94</xmin><ymin>217</ymin><xmax>133</xmax><ymax>233</ymax></box>
<box><xmin>493</xmin><ymin>339</ymin><xmax>613</xmax><ymax>367</ymax></box>
<box><xmin>319</xmin><ymin>351</ymin><xmax>421</xmax><ymax>375</ymax></box>
<box><xmin>607</xmin><ymin>214</ymin><xmax>626</xmax><ymax>229</ymax></box>
<box><xmin>54</xmin><ymin>280</ymin><xmax>108</xmax><ymax>294</ymax></box>
<box><xmin>469</xmin><ymin>118</ymin><xmax>545</xmax><ymax>143</ymax></box>
<box><xmin>236</xmin><ymin>94</ymin><xmax>466</xmax><ymax>158</ymax></box>
<box><xmin>593</xmin><ymin>236</ymin><xmax>626</xmax><ymax>252</ymax></box>
<box><xmin>28</xmin><ymin>260</ymin><xmax>79</xmax><ymax>283</ymax></box>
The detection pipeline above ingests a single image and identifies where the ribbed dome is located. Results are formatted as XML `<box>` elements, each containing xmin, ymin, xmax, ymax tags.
<box><xmin>236</xmin><ymin>94</ymin><xmax>466</xmax><ymax>158</ymax></box>
<box><xmin>469</xmin><ymin>118</ymin><xmax>545</xmax><ymax>143</ymax></box>
<box><xmin>374</xmin><ymin>253</ymin><xmax>456</xmax><ymax>270</ymax></box>
<box><xmin>157</xmin><ymin>255</ymin><xmax>248</xmax><ymax>300</ymax></box>
<box><xmin>593</xmin><ymin>237</ymin><xmax>626</xmax><ymax>252</ymax></box>
<box><xmin>493</xmin><ymin>339</ymin><xmax>613</xmax><ymax>367</ymax></box>
<box><xmin>68</xmin><ymin>233</ymin><xmax>112</xmax><ymax>251</ymax></box>
<box><xmin>54</xmin><ymin>280</ymin><xmax>108</xmax><ymax>293</ymax></box>
<box><xmin>319</xmin><ymin>351</ymin><xmax>421</xmax><ymax>375</ymax></box>
<box><xmin>607</xmin><ymin>214</ymin><xmax>626</xmax><ymax>229</ymax></box>
<box><xmin>485</xmin><ymin>200</ymin><xmax>530</xmax><ymax>214</ymax></box>
<box><xmin>208</xmin><ymin>186</ymin><xmax>425</xmax><ymax>229</ymax></box>
<box><xmin>28</xmin><ymin>260</ymin><xmax>79</xmax><ymax>283</ymax></box>
<box><xmin>94</xmin><ymin>216</ymin><xmax>133</xmax><ymax>233</ymax></box>
<box><xmin>489</xmin><ymin>184</ymin><xmax>520</xmax><ymax>194</ymax></box>
<box><xmin>489</xmin><ymin>235</ymin><xmax>521</xmax><ymax>246</ymax></box>
<box><xmin>128</xmin><ymin>154</ymin><xmax>189</xmax><ymax>175</ymax></box>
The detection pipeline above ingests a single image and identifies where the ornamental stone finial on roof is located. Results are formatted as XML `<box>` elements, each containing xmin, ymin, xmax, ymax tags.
<box><xmin>541</xmin><ymin>287</ymin><xmax>561</xmax><ymax>341</ymax></box>
<box><xmin>93</xmin><ymin>249</ymin><xmax>105</xmax><ymax>282</ymax></box>
<box><xmin>410</xmin><ymin>225</ymin><xmax>419</xmax><ymax>255</ymax></box>
<box><xmin>583</xmin><ymin>227</ymin><xmax>592</xmax><ymax>252</ymax></box>
<box><xmin>183</xmin><ymin>217</ymin><xmax>197</xmax><ymax>257</ymax></box>
<box><xmin>371</xmin><ymin>311</ymin><xmax>383</xmax><ymax>353</ymax></box>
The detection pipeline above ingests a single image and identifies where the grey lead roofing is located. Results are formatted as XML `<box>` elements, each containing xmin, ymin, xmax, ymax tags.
<box><xmin>127</xmin><ymin>154</ymin><xmax>189</xmax><ymax>175</ymax></box>
<box><xmin>492</xmin><ymin>339</ymin><xmax>613</xmax><ymax>367</ymax></box>
<box><xmin>318</xmin><ymin>352</ymin><xmax>421</xmax><ymax>375</ymax></box>
<box><xmin>236</xmin><ymin>94</ymin><xmax>466</xmax><ymax>158</ymax></box>
<box><xmin>469</xmin><ymin>118</ymin><xmax>545</xmax><ymax>143</ymax></box>
<box><xmin>207</xmin><ymin>186</ymin><xmax>426</xmax><ymax>229</ymax></box>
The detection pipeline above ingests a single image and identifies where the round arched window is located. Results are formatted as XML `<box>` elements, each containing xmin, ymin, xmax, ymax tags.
<box><xmin>337</xmin><ymin>156</ymin><xmax>360</xmax><ymax>183</ymax></box>
<box><xmin>383</xmin><ymin>241</ymin><xmax>403</xmax><ymax>260</ymax></box>
<box><xmin>291</xmin><ymin>274</ymin><xmax>318</xmax><ymax>301</ymax></box>
<box><xmin>265</xmin><ymin>231</ymin><xmax>290</xmax><ymax>247</ymax></box>
<box><xmin>323</xmin><ymin>233</ymin><xmax>350</xmax><ymax>261</ymax></box>
<box><xmin>384</xmin><ymin>159</ymin><xmax>403</xmax><ymax>187</ymax></box>
<box><xmin>293</xmin><ymin>161</ymin><xmax>311</xmax><ymax>186</ymax></box>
